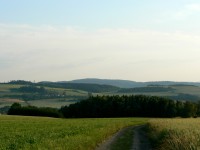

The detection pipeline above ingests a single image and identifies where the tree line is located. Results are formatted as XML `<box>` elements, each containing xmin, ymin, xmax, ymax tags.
<box><xmin>118</xmin><ymin>86</ymin><xmax>174</xmax><ymax>93</ymax></box>
<box><xmin>60</xmin><ymin>95</ymin><xmax>199</xmax><ymax>118</ymax></box>
<box><xmin>8</xmin><ymin>95</ymin><xmax>200</xmax><ymax>118</ymax></box>
<box><xmin>8</xmin><ymin>103</ymin><xmax>62</xmax><ymax>118</ymax></box>
<box><xmin>17</xmin><ymin>86</ymin><xmax>47</xmax><ymax>94</ymax></box>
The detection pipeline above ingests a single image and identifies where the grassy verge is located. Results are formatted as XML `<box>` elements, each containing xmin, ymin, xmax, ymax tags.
<box><xmin>0</xmin><ymin>115</ymin><xmax>147</xmax><ymax>150</ymax></box>
<box><xmin>146</xmin><ymin>118</ymin><xmax>200</xmax><ymax>150</ymax></box>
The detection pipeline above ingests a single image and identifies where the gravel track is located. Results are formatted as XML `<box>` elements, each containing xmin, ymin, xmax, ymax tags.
<box><xmin>95</xmin><ymin>125</ymin><xmax>152</xmax><ymax>150</ymax></box>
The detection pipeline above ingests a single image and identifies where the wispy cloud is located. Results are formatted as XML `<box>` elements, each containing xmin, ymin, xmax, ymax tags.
<box><xmin>174</xmin><ymin>3</ymin><xmax>200</xmax><ymax>20</ymax></box>
<box><xmin>1</xmin><ymin>23</ymin><xmax>200</xmax><ymax>81</ymax></box>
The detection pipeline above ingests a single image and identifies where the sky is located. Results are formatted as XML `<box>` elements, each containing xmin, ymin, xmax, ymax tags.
<box><xmin>0</xmin><ymin>0</ymin><xmax>200</xmax><ymax>82</ymax></box>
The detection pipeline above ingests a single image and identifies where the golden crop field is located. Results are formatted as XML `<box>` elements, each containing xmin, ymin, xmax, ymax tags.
<box><xmin>148</xmin><ymin>118</ymin><xmax>200</xmax><ymax>150</ymax></box>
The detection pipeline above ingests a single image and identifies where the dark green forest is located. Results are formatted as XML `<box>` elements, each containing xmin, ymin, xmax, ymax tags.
<box><xmin>61</xmin><ymin>95</ymin><xmax>198</xmax><ymax>118</ymax></box>
<box><xmin>8</xmin><ymin>95</ymin><xmax>199</xmax><ymax>118</ymax></box>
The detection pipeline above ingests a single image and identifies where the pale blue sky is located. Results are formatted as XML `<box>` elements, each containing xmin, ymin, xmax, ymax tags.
<box><xmin>1</xmin><ymin>0</ymin><xmax>199</xmax><ymax>31</ymax></box>
<box><xmin>0</xmin><ymin>0</ymin><xmax>200</xmax><ymax>82</ymax></box>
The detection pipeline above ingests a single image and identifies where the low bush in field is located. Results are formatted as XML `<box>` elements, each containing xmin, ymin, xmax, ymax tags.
<box><xmin>147</xmin><ymin>118</ymin><xmax>200</xmax><ymax>150</ymax></box>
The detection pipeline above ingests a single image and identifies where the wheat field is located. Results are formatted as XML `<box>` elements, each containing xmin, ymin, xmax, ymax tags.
<box><xmin>148</xmin><ymin>118</ymin><xmax>200</xmax><ymax>150</ymax></box>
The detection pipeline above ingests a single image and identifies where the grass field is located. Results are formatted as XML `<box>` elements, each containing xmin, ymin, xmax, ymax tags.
<box><xmin>0</xmin><ymin>84</ymin><xmax>89</xmax><ymax>108</ymax></box>
<box><xmin>2</xmin><ymin>115</ymin><xmax>200</xmax><ymax>150</ymax></box>
<box><xmin>171</xmin><ymin>85</ymin><xmax>200</xmax><ymax>96</ymax></box>
<box><xmin>0</xmin><ymin>115</ymin><xmax>147</xmax><ymax>150</ymax></box>
<box><xmin>147</xmin><ymin>118</ymin><xmax>200</xmax><ymax>150</ymax></box>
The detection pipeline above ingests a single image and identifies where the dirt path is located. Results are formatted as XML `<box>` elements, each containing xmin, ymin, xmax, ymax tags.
<box><xmin>95</xmin><ymin>125</ymin><xmax>152</xmax><ymax>150</ymax></box>
<box><xmin>95</xmin><ymin>126</ymin><xmax>133</xmax><ymax>150</ymax></box>
<box><xmin>131</xmin><ymin>125</ymin><xmax>152</xmax><ymax>150</ymax></box>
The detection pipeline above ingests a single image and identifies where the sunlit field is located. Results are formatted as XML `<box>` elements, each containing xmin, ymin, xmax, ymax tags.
<box><xmin>148</xmin><ymin>118</ymin><xmax>200</xmax><ymax>150</ymax></box>
<box><xmin>0</xmin><ymin>115</ymin><xmax>147</xmax><ymax>150</ymax></box>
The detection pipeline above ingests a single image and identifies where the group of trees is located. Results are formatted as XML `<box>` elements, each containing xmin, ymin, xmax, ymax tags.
<box><xmin>8</xmin><ymin>103</ymin><xmax>62</xmax><ymax>118</ymax></box>
<box><xmin>8</xmin><ymin>95</ymin><xmax>200</xmax><ymax>118</ymax></box>
<box><xmin>17</xmin><ymin>86</ymin><xmax>47</xmax><ymax>94</ymax></box>
<box><xmin>61</xmin><ymin>95</ymin><xmax>199</xmax><ymax>118</ymax></box>
<box><xmin>8</xmin><ymin>80</ymin><xmax>32</xmax><ymax>85</ymax></box>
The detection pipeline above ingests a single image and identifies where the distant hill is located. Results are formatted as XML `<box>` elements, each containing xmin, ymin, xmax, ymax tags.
<box><xmin>67</xmin><ymin>78</ymin><xmax>147</xmax><ymax>88</ymax></box>
<box><xmin>147</xmin><ymin>81</ymin><xmax>200</xmax><ymax>87</ymax></box>
<box><xmin>38</xmin><ymin>82</ymin><xmax>119</xmax><ymax>93</ymax></box>
<box><xmin>67</xmin><ymin>78</ymin><xmax>200</xmax><ymax>88</ymax></box>
<box><xmin>118</xmin><ymin>86</ymin><xmax>175</xmax><ymax>93</ymax></box>
<box><xmin>2</xmin><ymin>79</ymin><xmax>200</xmax><ymax>109</ymax></box>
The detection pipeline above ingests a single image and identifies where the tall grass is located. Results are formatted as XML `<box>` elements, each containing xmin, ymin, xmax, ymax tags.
<box><xmin>147</xmin><ymin>118</ymin><xmax>200</xmax><ymax>150</ymax></box>
<box><xmin>0</xmin><ymin>115</ymin><xmax>147</xmax><ymax>150</ymax></box>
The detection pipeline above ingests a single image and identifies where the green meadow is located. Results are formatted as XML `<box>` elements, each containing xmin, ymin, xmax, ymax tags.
<box><xmin>0</xmin><ymin>115</ymin><xmax>147</xmax><ymax>150</ymax></box>
<box><xmin>2</xmin><ymin>115</ymin><xmax>200</xmax><ymax>150</ymax></box>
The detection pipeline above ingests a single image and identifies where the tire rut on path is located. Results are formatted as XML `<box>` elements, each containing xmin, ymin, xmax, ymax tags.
<box><xmin>131</xmin><ymin>125</ymin><xmax>152</xmax><ymax>150</ymax></box>
<box><xmin>95</xmin><ymin>126</ymin><xmax>133</xmax><ymax>150</ymax></box>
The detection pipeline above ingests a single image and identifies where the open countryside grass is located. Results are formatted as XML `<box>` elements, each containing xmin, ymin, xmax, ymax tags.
<box><xmin>171</xmin><ymin>85</ymin><xmax>200</xmax><ymax>96</ymax></box>
<box><xmin>0</xmin><ymin>84</ymin><xmax>89</xmax><ymax>108</ymax></box>
<box><xmin>0</xmin><ymin>84</ymin><xmax>22</xmax><ymax>92</ymax></box>
<box><xmin>45</xmin><ymin>87</ymin><xmax>88</xmax><ymax>96</ymax></box>
<box><xmin>101</xmin><ymin>85</ymin><xmax>200</xmax><ymax>99</ymax></box>
<box><xmin>0</xmin><ymin>115</ymin><xmax>147</xmax><ymax>150</ymax></box>
<box><xmin>147</xmin><ymin>118</ymin><xmax>200</xmax><ymax>150</ymax></box>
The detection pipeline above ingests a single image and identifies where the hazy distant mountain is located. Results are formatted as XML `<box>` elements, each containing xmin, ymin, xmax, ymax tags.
<box><xmin>67</xmin><ymin>78</ymin><xmax>146</xmax><ymax>88</ymax></box>
<box><xmin>67</xmin><ymin>78</ymin><xmax>200</xmax><ymax>88</ymax></box>
<box><xmin>147</xmin><ymin>81</ymin><xmax>200</xmax><ymax>87</ymax></box>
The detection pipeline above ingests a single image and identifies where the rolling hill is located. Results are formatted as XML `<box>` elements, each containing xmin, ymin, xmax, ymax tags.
<box><xmin>1</xmin><ymin>79</ymin><xmax>200</xmax><ymax>114</ymax></box>
<box><xmin>68</xmin><ymin>78</ymin><xmax>200</xmax><ymax>88</ymax></box>
<box><xmin>38</xmin><ymin>82</ymin><xmax>120</xmax><ymax>93</ymax></box>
